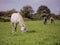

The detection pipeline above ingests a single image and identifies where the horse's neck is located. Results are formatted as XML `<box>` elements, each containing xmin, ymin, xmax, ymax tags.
<box><xmin>18</xmin><ymin>14</ymin><xmax>26</xmax><ymax>27</ymax></box>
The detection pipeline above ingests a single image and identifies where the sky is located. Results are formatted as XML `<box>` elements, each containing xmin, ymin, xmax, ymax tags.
<box><xmin>0</xmin><ymin>0</ymin><xmax>60</xmax><ymax>14</ymax></box>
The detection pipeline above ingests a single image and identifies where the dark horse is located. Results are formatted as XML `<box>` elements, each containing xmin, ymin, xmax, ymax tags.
<box><xmin>50</xmin><ymin>16</ymin><xmax>54</xmax><ymax>24</ymax></box>
<box><xmin>43</xmin><ymin>16</ymin><xmax>47</xmax><ymax>24</ymax></box>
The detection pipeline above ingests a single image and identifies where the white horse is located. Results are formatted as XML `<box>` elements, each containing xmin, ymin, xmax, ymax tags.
<box><xmin>11</xmin><ymin>13</ymin><xmax>26</xmax><ymax>33</ymax></box>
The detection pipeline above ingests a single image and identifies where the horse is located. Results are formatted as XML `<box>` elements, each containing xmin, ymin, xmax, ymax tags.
<box><xmin>11</xmin><ymin>13</ymin><xmax>26</xmax><ymax>33</ymax></box>
<box><xmin>50</xmin><ymin>16</ymin><xmax>54</xmax><ymax>24</ymax></box>
<box><xmin>43</xmin><ymin>16</ymin><xmax>47</xmax><ymax>24</ymax></box>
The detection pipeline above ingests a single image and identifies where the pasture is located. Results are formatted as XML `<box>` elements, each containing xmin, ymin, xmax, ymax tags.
<box><xmin>0</xmin><ymin>20</ymin><xmax>60</xmax><ymax>45</ymax></box>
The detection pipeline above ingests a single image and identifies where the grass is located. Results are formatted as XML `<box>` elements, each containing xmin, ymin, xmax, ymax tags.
<box><xmin>0</xmin><ymin>20</ymin><xmax>60</xmax><ymax>45</ymax></box>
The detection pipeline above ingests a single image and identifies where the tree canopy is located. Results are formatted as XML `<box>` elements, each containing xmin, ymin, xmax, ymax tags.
<box><xmin>20</xmin><ymin>5</ymin><xmax>34</xmax><ymax>18</ymax></box>
<box><xmin>37</xmin><ymin>5</ymin><xmax>51</xmax><ymax>14</ymax></box>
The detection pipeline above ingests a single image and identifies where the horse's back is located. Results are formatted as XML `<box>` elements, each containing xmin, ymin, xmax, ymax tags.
<box><xmin>11</xmin><ymin>13</ymin><xmax>20</xmax><ymax>23</ymax></box>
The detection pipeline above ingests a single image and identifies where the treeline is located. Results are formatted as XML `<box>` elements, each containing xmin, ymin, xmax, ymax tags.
<box><xmin>0</xmin><ymin>5</ymin><xmax>60</xmax><ymax>22</ymax></box>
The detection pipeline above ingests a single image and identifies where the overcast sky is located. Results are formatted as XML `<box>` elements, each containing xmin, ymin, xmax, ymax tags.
<box><xmin>0</xmin><ymin>0</ymin><xmax>60</xmax><ymax>14</ymax></box>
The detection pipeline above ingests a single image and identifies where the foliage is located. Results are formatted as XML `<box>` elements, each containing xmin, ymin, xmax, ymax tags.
<box><xmin>0</xmin><ymin>5</ymin><xmax>60</xmax><ymax>22</ymax></box>
<box><xmin>37</xmin><ymin>5</ymin><xmax>50</xmax><ymax>14</ymax></box>
<box><xmin>20</xmin><ymin>5</ymin><xmax>34</xmax><ymax>18</ymax></box>
<box><xmin>55</xmin><ymin>15</ymin><xmax>60</xmax><ymax>20</ymax></box>
<box><xmin>37</xmin><ymin>5</ymin><xmax>51</xmax><ymax>19</ymax></box>
<box><xmin>0</xmin><ymin>9</ymin><xmax>17</xmax><ymax>22</ymax></box>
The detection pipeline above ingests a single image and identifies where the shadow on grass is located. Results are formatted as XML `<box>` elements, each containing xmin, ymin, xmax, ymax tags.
<box><xmin>55</xmin><ymin>42</ymin><xmax>60</xmax><ymax>45</ymax></box>
<box><xmin>26</xmin><ymin>30</ymin><xmax>36</xmax><ymax>33</ymax></box>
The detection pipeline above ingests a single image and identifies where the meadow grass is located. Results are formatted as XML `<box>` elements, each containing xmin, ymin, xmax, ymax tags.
<box><xmin>0</xmin><ymin>20</ymin><xmax>60</xmax><ymax>45</ymax></box>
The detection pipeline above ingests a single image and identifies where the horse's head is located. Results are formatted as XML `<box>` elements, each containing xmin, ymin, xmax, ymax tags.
<box><xmin>21</xmin><ymin>25</ymin><xmax>26</xmax><ymax>32</ymax></box>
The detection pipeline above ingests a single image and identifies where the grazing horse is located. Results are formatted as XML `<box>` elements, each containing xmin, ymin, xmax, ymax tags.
<box><xmin>50</xmin><ymin>16</ymin><xmax>54</xmax><ymax>24</ymax></box>
<box><xmin>43</xmin><ymin>16</ymin><xmax>47</xmax><ymax>24</ymax></box>
<box><xmin>11</xmin><ymin>13</ymin><xmax>26</xmax><ymax>33</ymax></box>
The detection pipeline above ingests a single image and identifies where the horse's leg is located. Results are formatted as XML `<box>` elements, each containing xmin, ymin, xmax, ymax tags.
<box><xmin>11</xmin><ymin>23</ymin><xmax>15</xmax><ymax>33</ymax></box>
<box><xmin>13</xmin><ymin>23</ymin><xmax>18</xmax><ymax>32</ymax></box>
<box><xmin>11</xmin><ymin>23</ymin><xmax>17</xmax><ymax>33</ymax></box>
<box><xmin>15</xmin><ymin>23</ymin><xmax>18</xmax><ymax>32</ymax></box>
<box><xmin>12</xmin><ymin>23</ymin><xmax>16</xmax><ymax>32</ymax></box>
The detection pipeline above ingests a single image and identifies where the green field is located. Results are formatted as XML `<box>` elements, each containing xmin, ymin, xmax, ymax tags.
<box><xmin>0</xmin><ymin>20</ymin><xmax>60</xmax><ymax>45</ymax></box>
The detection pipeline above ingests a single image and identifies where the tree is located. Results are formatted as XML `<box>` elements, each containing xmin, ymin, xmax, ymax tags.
<box><xmin>37</xmin><ymin>5</ymin><xmax>51</xmax><ymax>14</ymax></box>
<box><xmin>6</xmin><ymin>8</ymin><xmax>17</xmax><ymax>17</ymax></box>
<box><xmin>20</xmin><ymin>5</ymin><xmax>34</xmax><ymax>18</ymax></box>
<box><xmin>0</xmin><ymin>8</ymin><xmax>17</xmax><ymax>22</ymax></box>
<box><xmin>37</xmin><ymin>5</ymin><xmax>51</xmax><ymax>19</ymax></box>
